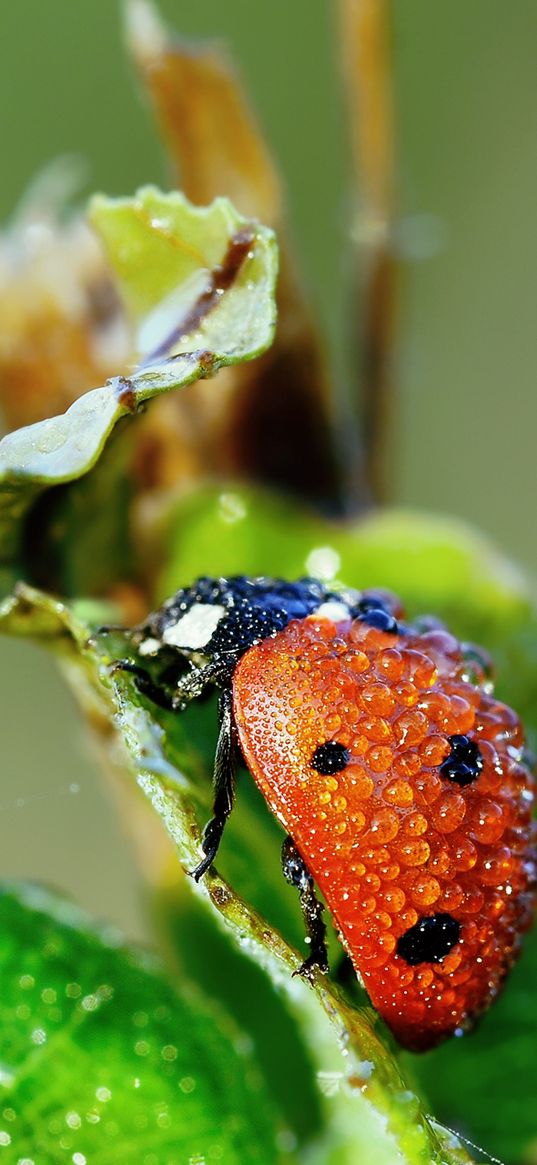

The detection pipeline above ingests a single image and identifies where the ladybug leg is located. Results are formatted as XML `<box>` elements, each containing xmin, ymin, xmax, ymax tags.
<box><xmin>111</xmin><ymin>659</ymin><xmax>217</xmax><ymax>712</ymax></box>
<box><xmin>173</xmin><ymin>663</ymin><xmax>219</xmax><ymax>710</ymax></box>
<box><xmin>191</xmin><ymin>687</ymin><xmax>237</xmax><ymax>882</ymax></box>
<box><xmin>282</xmin><ymin>836</ymin><xmax>329</xmax><ymax>979</ymax></box>
<box><xmin>110</xmin><ymin>661</ymin><xmax>177</xmax><ymax>711</ymax></box>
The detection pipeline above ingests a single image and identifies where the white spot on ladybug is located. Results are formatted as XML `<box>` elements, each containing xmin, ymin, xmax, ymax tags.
<box><xmin>162</xmin><ymin>604</ymin><xmax>226</xmax><ymax>650</ymax></box>
<box><xmin>311</xmin><ymin>600</ymin><xmax>351</xmax><ymax>624</ymax></box>
<box><xmin>138</xmin><ymin>637</ymin><xmax>161</xmax><ymax>656</ymax></box>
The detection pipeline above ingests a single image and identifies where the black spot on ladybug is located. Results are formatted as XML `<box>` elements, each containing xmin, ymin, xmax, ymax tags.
<box><xmin>311</xmin><ymin>741</ymin><xmax>350</xmax><ymax>775</ymax></box>
<box><xmin>440</xmin><ymin>734</ymin><xmax>483</xmax><ymax>786</ymax></box>
<box><xmin>396</xmin><ymin>913</ymin><xmax>461</xmax><ymax>965</ymax></box>
<box><xmin>354</xmin><ymin>598</ymin><xmax>398</xmax><ymax>634</ymax></box>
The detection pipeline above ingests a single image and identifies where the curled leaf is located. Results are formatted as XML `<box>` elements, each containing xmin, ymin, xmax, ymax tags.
<box><xmin>0</xmin><ymin>187</ymin><xmax>277</xmax><ymax>581</ymax></box>
<box><xmin>89</xmin><ymin>187</ymin><xmax>276</xmax><ymax>357</ymax></box>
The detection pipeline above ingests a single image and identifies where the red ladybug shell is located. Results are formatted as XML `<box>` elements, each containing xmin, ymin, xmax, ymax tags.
<box><xmin>233</xmin><ymin>613</ymin><xmax>537</xmax><ymax>1051</ymax></box>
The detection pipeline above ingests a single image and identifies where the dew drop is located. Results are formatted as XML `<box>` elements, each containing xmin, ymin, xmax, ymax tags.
<box><xmin>161</xmin><ymin>1045</ymin><xmax>178</xmax><ymax>1062</ymax></box>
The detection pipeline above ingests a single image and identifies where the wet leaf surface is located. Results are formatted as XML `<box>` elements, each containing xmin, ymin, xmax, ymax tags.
<box><xmin>0</xmin><ymin>883</ymin><xmax>288</xmax><ymax>1164</ymax></box>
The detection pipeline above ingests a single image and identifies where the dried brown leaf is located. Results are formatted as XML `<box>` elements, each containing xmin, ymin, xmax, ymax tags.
<box><xmin>0</xmin><ymin>201</ymin><xmax>130</xmax><ymax>433</ymax></box>
<box><xmin>338</xmin><ymin>0</ymin><xmax>398</xmax><ymax>503</ymax></box>
<box><xmin>127</xmin><ymin>0</ymin><xmax>343</xmax><ymax>509</ymax></box>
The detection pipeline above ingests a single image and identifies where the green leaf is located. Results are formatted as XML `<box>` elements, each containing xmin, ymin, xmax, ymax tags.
<box><xmin>0</xmin><ymin>583</ymin><xmax>476</xmax><ymax>1165</ymax></box>
<box><xmin>157</xmin><ymin>487</ymin><xmax>530</xmax><ymax>626</ymax></box>
<box><xmin>0</xmin><ymin>882</ymin><xmax>289</xmax><ymax>1165</ymax></box>
<box><xmin>0</xmin><ymin>188</ymin><xmax>277</xmax><ymax>580</ymax></box>
<box><xmin>156</xmin><ymin>485</ymin><xmax>331</xmax><ymax>600</ymax></box>
<box><xmin>89</xmin><ymin>187</ymin><xmax>277</xmax><ymax>360</ymax></box>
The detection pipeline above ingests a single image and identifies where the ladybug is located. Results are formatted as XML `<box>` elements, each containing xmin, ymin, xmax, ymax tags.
<box><xmin>113</xmin><ymin>576</ymin><xmax>537</xmax><ymax>1051</ymax></box>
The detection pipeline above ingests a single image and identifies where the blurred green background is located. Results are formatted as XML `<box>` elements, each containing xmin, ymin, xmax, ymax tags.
<box><xmin>0</xmin><ymin>0</ymin><xmax>536</xmax><ymax>939</ymax></box>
